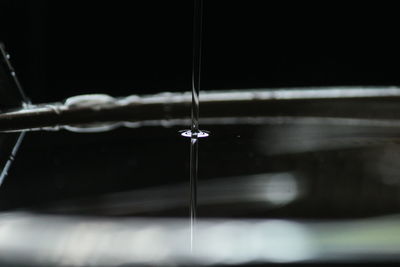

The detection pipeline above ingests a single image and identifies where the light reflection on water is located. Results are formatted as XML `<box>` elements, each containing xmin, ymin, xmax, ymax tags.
<box><xmin>36</xmin><ymin>172</ymin><xmax>302</xmax><ymax>216</ymax></box>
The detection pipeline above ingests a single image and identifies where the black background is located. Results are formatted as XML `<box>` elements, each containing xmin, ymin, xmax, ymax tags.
<box><xmin>1</xmin><ymin>1</ymin><xmax>400</xmax><ymax>102</ymax></box>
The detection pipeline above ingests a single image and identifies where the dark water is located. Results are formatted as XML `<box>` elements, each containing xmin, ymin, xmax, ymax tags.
<box><xmin>2</xmin><ymin>117</ymin><xmax>400</xmax><ymax>219</ymax></box>
<box><xmin>3</xmin><ymin>112</ymin><xmax>400</xmax><ymax>266</ymax></box>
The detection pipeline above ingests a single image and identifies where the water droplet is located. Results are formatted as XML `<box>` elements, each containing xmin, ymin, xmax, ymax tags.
<box><xmin>180</xmin><ymin>130</ymin><xmax>209</xmax><ymax>138</ymax></box>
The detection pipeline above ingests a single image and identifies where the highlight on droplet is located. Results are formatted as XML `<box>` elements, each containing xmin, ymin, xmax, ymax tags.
<box><xmin>180</xmin><ymin>130</ymin><xmax>210</xmax><ymax>138</ymax></box>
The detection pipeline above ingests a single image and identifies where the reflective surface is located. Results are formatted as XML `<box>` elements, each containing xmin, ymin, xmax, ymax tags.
<box><xmin>3</xmin><ymin>114</ymin><xmax>400</xmax><ymax>265</ymax></box>
<box><xmin>2</xmin><ymin>114</ymin><xmax>400</xmax><ymax>219</ymax></box>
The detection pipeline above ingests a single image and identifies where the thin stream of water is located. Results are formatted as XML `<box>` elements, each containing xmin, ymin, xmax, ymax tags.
<box><xmin>189</xmin><ymin>0</ymin><xmax>204</xmax><ymax>252</ymax></box>
<box><xmin>191</xmin><ymin>0</ymin><xmax>202</xmax><ymax>134</ymax></box>
<box><xmin>189</xmin><ymin>136</ymin><xmax>198</xmax><ymax>251</ymax></box>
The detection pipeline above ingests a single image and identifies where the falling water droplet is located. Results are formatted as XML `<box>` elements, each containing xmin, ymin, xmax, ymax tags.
<box><xmin>180</xmin><ymin>130</ymin><xmax>209</xmax><ymax>138</ymax></box>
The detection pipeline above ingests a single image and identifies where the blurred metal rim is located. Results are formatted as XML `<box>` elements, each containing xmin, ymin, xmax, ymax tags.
<box><xmin>2</xmin><ymin>86</ymin><xmax>400</xmax><ymax>132</ymax></box>
<box><xmin>1</xmin><ymin>212</ymin><xmax>400</xmax><ymax>266</ymax></box>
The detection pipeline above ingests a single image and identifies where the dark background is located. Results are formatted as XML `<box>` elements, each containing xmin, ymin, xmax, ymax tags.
<box><xmin>1</xmin><ymin>1</ymin><xmax>400</xmax><ymax>103</ymax></box>
<box><xmin>2</xmin><ymin>1</ymin><xmax>400</xmax><ymax>218</ymax></box>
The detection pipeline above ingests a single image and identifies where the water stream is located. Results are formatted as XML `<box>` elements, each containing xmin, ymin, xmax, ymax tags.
<box><xmin>185</xmin><ymin>0</ymin><xmax>206</xmax><ymax>252</ymax></box>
